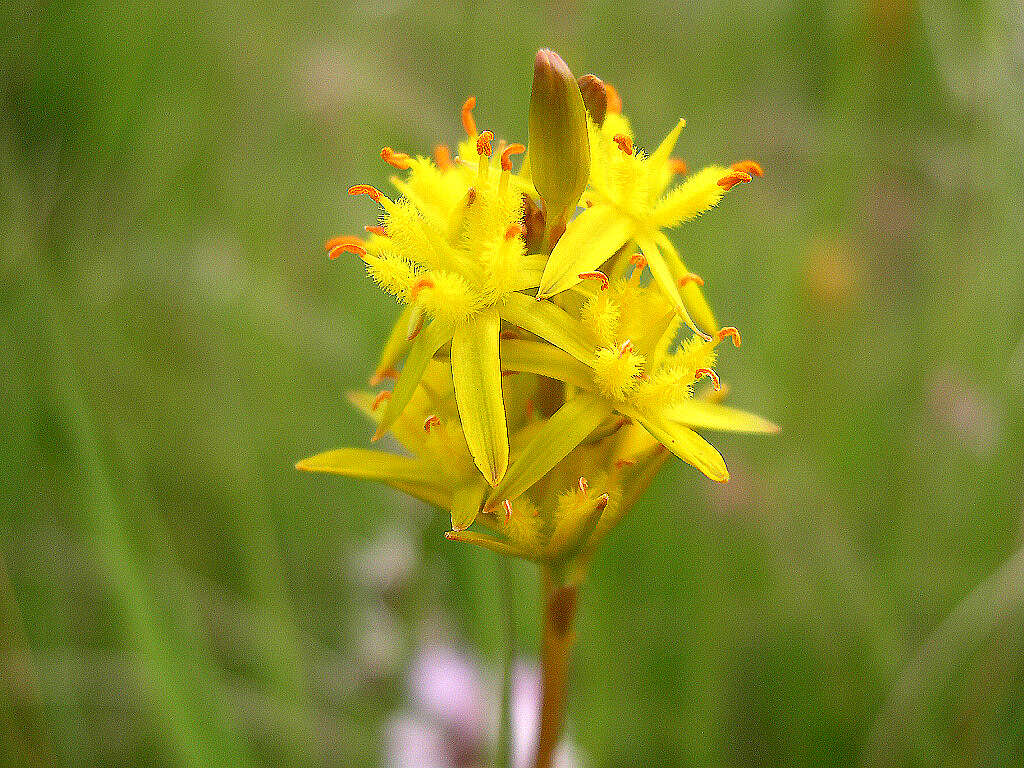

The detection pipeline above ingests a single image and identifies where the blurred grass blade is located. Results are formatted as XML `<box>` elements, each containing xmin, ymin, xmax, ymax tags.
<box><xmin>498</xmin><ymin>340</ymin><xmax>596</xmax><ymax>390</ymax></box>
<box><xmin>486</xmin><ymin>393</ymin><xmax>612</xmax><ymax>509</ymax></box>
<box><xmin>499</xmin><ymin>291</ymin><xmax>596</xmax><ymax>364</ymax></box>
<box><xmin>536</xmin><ymin>206</ymin><xmax>632</xmax><ymax>299</ymax></box>
<box><xmin>627</xmin><ymin>408</ymin><xmax>729</xmax><ymax>482</ymax></box>
<box><xmin>667</xmin><ymin>400</ymin><xmax>780</xmax><ymax>434</ymax></box>
<box><xmin>451</xmin><ymin>308</ymin><xmax>509</xmax><ymax>485</ymax></box>
<box><xmin>374</xmin><ymin>320</ymin><xmax>453</xmax><ymax>440</ymax></box>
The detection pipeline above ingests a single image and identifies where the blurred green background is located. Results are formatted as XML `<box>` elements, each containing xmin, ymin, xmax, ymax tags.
<box><xmin>3</xmin><ymin>0</ymin><xmax>1024</xmax><ymax>765</ymax></box>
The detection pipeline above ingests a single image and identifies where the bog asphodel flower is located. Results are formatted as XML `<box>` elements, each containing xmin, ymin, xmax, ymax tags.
<box><xmin>299</xmin><ymin>50</ymin><xmax>776</xmax><ymax>573</ymax></box>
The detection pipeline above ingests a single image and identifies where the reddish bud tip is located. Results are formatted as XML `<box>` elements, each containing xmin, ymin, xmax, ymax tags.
<box><xmin>577</xmin><ymin>74</ymin><xmax>608</xmax><ymax>125</ymax></box>
<box><xmin>717</xmin><ymin>171</ymin><xmax>752</xmax><ymax>191</ymax></box>
<box><xmin>716</xmin><ymin>327</ymin><xmax>741</xmax><ymax>347</ymax></box>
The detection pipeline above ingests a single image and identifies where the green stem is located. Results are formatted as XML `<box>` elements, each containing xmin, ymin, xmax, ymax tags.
<box><xmin>495</xmin><ymin>556</ymin><xmax>516</xmax><ymax>768</ymax></box>
<box><xmin>532</xmin><ymin>568</ymin><xmax>578</xmax><ymax>768</ymax></box>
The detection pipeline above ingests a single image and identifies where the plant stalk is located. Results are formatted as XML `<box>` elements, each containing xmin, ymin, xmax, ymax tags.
<box><xmin>532</xmin><ymin>569</ymin><xmax>578</xmax><ymax>768</ymax></box>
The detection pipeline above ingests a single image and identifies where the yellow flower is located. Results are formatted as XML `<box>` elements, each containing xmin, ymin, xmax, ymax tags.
<box><xmin>535</xmin><ymin>95</ymin><xmax>763</xmax><ymax>338</ymax></box>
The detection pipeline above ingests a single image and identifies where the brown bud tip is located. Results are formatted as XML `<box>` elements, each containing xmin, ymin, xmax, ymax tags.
<box><xmin>577</xmin><ymin>74</ymin><xmax>608</xmax><ymax>125</ymax></box>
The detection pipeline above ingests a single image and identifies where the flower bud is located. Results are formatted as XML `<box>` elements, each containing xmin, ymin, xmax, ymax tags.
<box><xmin>577</xmin><ymin>74</ymin><xmax>608</xmax><ymax>126</ymax></box>
<box><xmin>529</xmin><ymin>49</ymin><xmax>591</xmax><ymax>232</ymax></box>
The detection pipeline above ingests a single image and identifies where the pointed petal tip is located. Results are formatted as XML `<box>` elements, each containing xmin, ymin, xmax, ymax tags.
<box><xmin>294</xmin><ymin>459</ymin><xmax>309</xmax><ymax>472</ymax></box>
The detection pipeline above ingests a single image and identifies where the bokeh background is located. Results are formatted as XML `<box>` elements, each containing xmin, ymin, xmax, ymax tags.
<box><xmin>3</xmin><ymin>0</ymin><xmax>1024</xmax><ymax>766</ymax></box>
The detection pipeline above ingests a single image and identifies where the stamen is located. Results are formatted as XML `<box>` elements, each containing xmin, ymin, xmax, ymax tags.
<box><xmin>595</xmin><ymin>493</ymin><xmax>610</xmax><ymax>511</ymax></box>
<box><xmin>434</xmin><ymin>144</ymin><xmax>452</xmax><ymax>170</ymax></box>
<box><xmin>695</xmin><ymin>367</ymin><xmax>721</xmax><ymax>391</ymax></box>
<box><xmin>406</xmin><ymin>310</ymin><xmax>425</xmax><ymax>341</ymax></box>
<box><xmin>461</xmin><ymin>96</ymin><xmax>477</xmax><ymax>137</ymax></box>
<box><xmin>629</xmin><ymin>252</ymin><xmax>647</xmax><ymax>269</ymax></box>
<box><xmin>409</xmin><ymin>277</ymin><xmax>434</xmax><ymax>301</ymax></box>
<box><xmin>423</xmin><ymin>415</ymin><xmax>441</xmax><ymax>432</ymax></box>
<box><xmin>619</xmin><ymin>339</ymin><xmax>634</xmax><ymax>357</ymax></box>
<box><xmin>613</xmin><ymin>133</ymin><xmax>634</xmax><ymax>155</ymax></box>
<box><xmin>584</xmin><ymin>199</ymin><xmax>594</xmax><ymax>207</ymax></box>
<box><xmin>614</xmin><ymin>458</ymin><xmax>636</xmax><ymax>470</ymax></box>
<box><xmin>717</xmin><ymin>171</ymin><xmax>752</xmax><ymax>191</ymax></box>
<box><xmin>730</xmin><ymin>160</ymin><xmax>764</xmax><ymax>177</ymax></box>
<box><xmin>578</xmin><ymin>271</ymin><xmax>609</xmax><ymax>291</ymax></box>
<box><xmin>381</xmin><ymin>146</ymin><xmax>411</xmax><ymax>169</ymax></box>
<box><xmin>504</xmin><ymin>224</ymin><xmax>523</xmax><ymax>241</ymax></box>
<box><xmin>369</xmin><ymin>368</ymin><xmax>398</xmax><ymax>386</ymax></box>
<box><xmin>324</xmin><ymin>235</ymin><xmax>367</xmax><ymax>259</ymax></box>
<box><xmin>669</xmin><ymin>158</ymin><xmax>688</xmax><ymax>175</ymax></box>
<box><xmin>605</xmin><ymin>83</ymin><xmax>622</xmax><ymax>114</ymax></box>
<box><xmin>677</xmin><ymin>272</ymin><xmax>705</xmax><ymax>288</ymax></box>
<box><xmin>502</xmin><ymin>499</ymin><xmax>513</xmax><ymax>520</ymax></box>
<box><xmin>371</xmin><ymin>391</ymin><xmax>392</xmax><ymax>411</ymax></box>
<box><xmin>364</xmin><ymin>225</ymin><xmax>387</xmax><ymax>236</ymax></box>
<box><xmin>499</xmin><ymin>329</ymin><xmax>520</xmax><ymax>340</ymax></box>
<box><xmin>578</xmin><ymin>476</ymin><xmax>589</xmax><ymax>493</ymax></box>
<box><xmin>348</xmin><ymin>184</ymin><xmax>384</xmax><ymax>203</ymax></box>
<box><xmin>466</xmin><ymin>187</ymin><xmax>477</xmax><ymax>205</ymax></box>
<box><xmin>716</xmin><ymin>326</ymin><xmax>741</xmax><ymax>347</ymax></box>
<box><xmin>500</xmin><ymin>143</ymin><xmax>526</xmax><ymax>171</ymax></box>
<box><xmin>476</xmin><ymin>130</ymin><xmax>494</xmax><ymax>157</ymax></box>
<box><xmin>501</xmin><ymin>370</ymin><xmax>519</xmax><ymax>377</ymax></box>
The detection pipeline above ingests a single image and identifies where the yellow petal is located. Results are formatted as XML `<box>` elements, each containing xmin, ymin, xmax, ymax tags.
<box><xmin>652</xmin><ymin>165</ymin><xmax>729</xmax><ymax>228</ymax></box>
<box><xmin>498</xmin><ymin>340</ymin><xmax>596</xmax><ymax>391</ymax></box>
<box><xmin>451</xmin><ymin>308</ymin><xmax>509</xmax><ymax>485</ymax></box>
<box><xmin>535</xmin><ymin>205</ymin><xmax>632</xmax><ymax>299</ymax></box>
<box><xmin>655</xmin><ymin>233</ymin><xmax>718</xmax><ymax>337</ymax></box>
<box><xmin>499</xmin><ymin>291</ymin><xmax>596</xmax><ymax>364</ymax></box>
<box><xmin>636</xmin><ymin>235</ymin><xmax>707</xmax><ymax>340</ymax></box>
<box><xmin>296</xmin><ymin>448</ymin><xmax>450</xmax><ymax>507</ymax></box>
<box><xmin>648</xmin><ymin>118</ymin><xmax>686</xmax><ymax>171</ymax></box>
<box><xmin>485</xmin><ymin>392</ymin><xmax>612</xmax><ymax>510</ymax></box>
<box><xmin>374</xmin><ymin>320</ymin><xmax>453</xmax><ymax>440</ymax></box>
<box><xmin>450</xmin><ymin>482</ymin><xmax>488</xmax><ymax>532</ymax></box>
<box><xmin>371</xmin><ymin>306</ymin><xmax>413</xmax><ymax>383</ymax></box>
<box><xmin>667</xmin><ymin>400</ymin><xmax>779</xmax><ymax>434</ymax></box>
<box><xmin>626</xmin><ymin>409</ymin><xmax>730</xmax><ymax>482</ymax></box>
<box><xmin>444</xmin><ymin>530</ymin><xmax>533</xmax><ymax>560</ymax></box>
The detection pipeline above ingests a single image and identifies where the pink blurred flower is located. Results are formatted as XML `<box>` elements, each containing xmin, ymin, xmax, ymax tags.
<box><xmin>386</xmin><ymin>645</ymin><xmax>580</xmax><ymax>768</ymax></box>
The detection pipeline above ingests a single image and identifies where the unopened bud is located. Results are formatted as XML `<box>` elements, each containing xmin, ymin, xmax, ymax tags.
<box><xmin>529</xmin><ymin>49</ymin><xmax>591</xmax><ymax>231</ymax></box>
<box><xmin>577</xmin><ymin>74</ymin><xmax>608</xmax><ymax>125</ymax></box>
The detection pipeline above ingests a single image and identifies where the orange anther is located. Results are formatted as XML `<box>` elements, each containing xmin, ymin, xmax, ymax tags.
<box><xmin>619</xmin><ymin>339</ymin><xmax>634</xmax><ymax>357</ymax></box>
<box><xmin>578</xmin><ymin>271</ymin><xmax>609</xmax><ymax>290</ymax></box>
<box><xmin>381</xmin><ymin>146</ymin><xmax>411</xmax><ymax>169</ymax></box>
<box><xmin>695</xmin><ymin>367</ymin><xmax>721</xmax><ymax>391</ymax></box>
<box><xmin>371</xmin><ymin>391</ymin><xmax>392</xmax><ymax>411</ymax></box>
<box><xmin>669</xmin><ymin>157</ymin><xmax>688</xmax><ymax>175</ymax></box>
<box><xmin>409</xmin><ymin>277</ymin><xmax>434</xmax><ymax>300</ymax></box>
<box><xmin>434</xmin><ymin>144</ymin><xmax>452</xmax><ymax>170</ymax></box>
<box><xmin>348</xmin><ymin>184</ymin><xmax>383</xmax><ymax>202</ymax></box>
<box><xmin>613</xmin><ymin>133</ymin><xmax>633</xmax><ymax>155</ymax></box>
<box><xmin>504</xmin><ymin>224</ymin><xmax>523</xmax><ymax>241</ymax></box>
<box><xmin>466</xmin><ymin>187</ymin><xmax>477</xmax><ymax>205</ymax></box>
<box><xmin>461</xmin><ymin>96</ymin><xmax>477</xmax><ymax>136</ymax></box>
<box><xmin>717</xmin><ymin>171</ymin><xmax>752</xmax><ymax>191</ymax></box>
<box><xmin>324</xmin><ymin>235</ymin><xmax>366</xmax><ymax>259</ymax></box>
<box><xmin>502</xmin><ymin>499</ymin><xmax>513</xmax><ymax>520</ymax></box>
<box><xmin>614</xmin><ymin>458</ymin><xmax>636</xmax><ymax>469</ymax></box>
<box><xmin>677</xmin><ymin>272</ymin><xmax>705</xmax><ymax>288</ymax></box>
<box><xmin>578</xmin><ymin>476</ymin><xmax>589</xmax><ymax>493</ymax></box>
<box><xmin>605</xmin><ymin>83</ymin><xmax>622</xmax><ymax>114</ymax></box>
<box><xmin>595</xmin><ymin>493</ymin><xmax>610</xmax><ymax>510</ymax></box>
<box><xmin>369</xmin><ymin>368</ymin><xmax>398</xmax><ymax>385</ymax></box>
<box><xmin>584</xmin><ymin>199</ymin><xmax>594</xmax><ymax>207</ymax></box>
<box><xmin>364</xmin><ymin>225</ymin><xmax>387</xmax><ymax>237</ymax></box>
<box><xmin>423</xmin><ymin>415</ymin><xmax>441</xmax><ymax>432</ymax></box>
<box><xmin>716</xmin><ymin>326</ymin><xmax>741</xmax><ymax>347</ymax></box>
<box><xmin>629</xmin><ymin>252</ymin><xmax>647</xmax><ymax>270</ymax></box>
<box><xmin>476</xmin><ymin>130</ymin><xmax>494</xmax><ymax>157</ymax></box>
<box><xmin>730</xmin><ymin>160</ymin><xmax>763</xmax><ymax>178</ymax></box>
<box><xmin>501</xmin><ymin>370</ymin><xmax>519</xmax><ymax>377</ymax></box>
<box><xmin>500</xmin><ymin>143</ymin><xmax>526</xmax><ymax>171</ymax></box>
